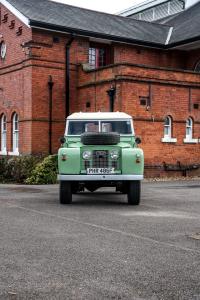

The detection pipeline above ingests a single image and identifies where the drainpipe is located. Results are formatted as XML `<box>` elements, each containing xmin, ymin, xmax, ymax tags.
<box><xmin>48</xmin><ymin>75</ymin><xmax>54</xmax><ymax>155</ymax></box>
<box><xmin>65</xmin><ymin>35</ymin><xmax>75</xmax><ymax>118</ymax></box>
<box><xmin>106</xmin><ymin>85</ymin><xmax>116</xmax><ymax>112</ymax></box>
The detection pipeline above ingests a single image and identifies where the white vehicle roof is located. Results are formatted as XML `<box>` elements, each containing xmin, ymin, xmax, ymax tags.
<box><xmin>67</xmin><ymin>112</ymin><xmax>132</xmax><ymax>120</ymax></box>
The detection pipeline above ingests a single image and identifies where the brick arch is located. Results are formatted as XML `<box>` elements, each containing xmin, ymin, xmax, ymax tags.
<box><xmin>187</xmin><ymin>115</ymin><xmax>194</xmax><ymax>121</ymax></box>
<box><xmin>10</xmin><ymin>110</ymin><xmax>20</xmax><ymax>121</ymax></box>
<box><xmin>186</xmin><ymin>115</ymin><xmax>195</xmax><ymax>129</ymax></box>
<box><xmin>0</xmin><ymin>109</ymin><xmax>9</xmax><ymax>120</ymax></box>
<box><xmin>5</xmin><ymin>107</ymin><xmax>20</xmax><ymax>122</ymax></box>
<box><xmin>163</xmin><ymin>114</ymin><xmax>174</xmax><ymax>122</ymax></box>
<box><xmin>194</xmin><ymin>59</ymin><xmax>200</xmax><ymax>72</ymax></box>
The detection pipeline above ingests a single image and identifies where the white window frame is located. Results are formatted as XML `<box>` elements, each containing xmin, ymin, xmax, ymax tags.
<box><xmin>9</xmin><ymin>113</ymin><xmax>19</xmax><ymax>155</ymax></box>
<box><xmin>0</xmin><ymin>114</ymin><xmax>7</xmax><ymax>155</ymax></box>
<box><xmin>162</xmin><ymin>116</ymin><xmax>177</xmax><ymax>143</ymax></box>
<box><xmin>184</xmin><ymin>117</ymin><xmax>198</xmax><ymax>144</ymax></box>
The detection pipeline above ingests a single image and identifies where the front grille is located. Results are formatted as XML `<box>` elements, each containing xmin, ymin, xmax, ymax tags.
<box><xmin>92</xmin><ymin>150</ymin><xmax>109</xmax><ymax>168</ymax></box>
<box><xmin>81</xmin><ymin>150</ymin><xmax>120</xmax><ymax>171</ymax></box>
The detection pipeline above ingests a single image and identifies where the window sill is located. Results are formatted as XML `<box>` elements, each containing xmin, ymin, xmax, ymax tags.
<box><xmin>0</xmin><ymin>151</ymin><xmax>7</xmax><ymax>155</ymax></box>
<box><xmin>161</xmin><ymin>137</ymin><xmax>177</xmax><ymax>143</ymax></box>
<box><xmin>183</xmin><ymin>138</ymin><xmax>198</xmax><ymax>144</ymax></box>
<box><xmin>8</xmin><ymin>151</ymin><xmax>19</xmax><ymax>156</ymax></box>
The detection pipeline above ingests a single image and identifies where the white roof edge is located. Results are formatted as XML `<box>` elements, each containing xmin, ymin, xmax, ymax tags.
<box><xmin>67</xmin><ymin>112</ymin><xmax>132</xmax><ymax>120</ymax></box>
<box><xmin>165</xmin><ymin>26</ymin><xmax>173</xmax><ymax>45</ymax></box>
<box><xmin>0</xmin><ymin>0</ymin><xmax>30</xmax><ymax>28</ymax></box>
<box><xmin>118</xmin><ymin>0</ymin><xmax>170</xmax><ymax>16</ymax></box>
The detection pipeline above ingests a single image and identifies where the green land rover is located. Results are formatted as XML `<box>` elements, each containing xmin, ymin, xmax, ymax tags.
<box><xmin>58</xmin><ymin>112</ymin><xmax>144</xmax><ymax>205</ymax></box>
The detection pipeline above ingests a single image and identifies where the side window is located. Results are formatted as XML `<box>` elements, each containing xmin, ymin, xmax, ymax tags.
<box><xmin>184</xmin><ymin>117</ymin><xmax>198</xmax><ymax>143</ymax></box>
<box><xmin>0</xmin><ymin>114</ymin><xmax>7</xmax><ymax>153</ymax></box>
<box><xmin>164</xmin><ymin>116</ymin><xmax>172</xmax><ymax>138</ymax></box>
<box><xmin>89</xmin><ymin>44</ymin><xmax>112</xmax><ymax>69</ymax></box>
<box><xmin>185</xmin><ymin>117</ymin><xmax>193</xmax><ymax>140</ymax></box>
<box><xmin>12</xmin><ymin>113</ymin><xmax>19</xmax><ymax>153</ymax></box>
<box><xmin>162</xmin><ymin>116</ymin><xmax>177</xmax><ymax>143</ymax></box>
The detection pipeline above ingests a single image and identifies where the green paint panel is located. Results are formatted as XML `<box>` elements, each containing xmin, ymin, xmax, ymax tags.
<box><xmin>58</xmin><ymin>148</ymin><xmax>81</xmax><ymax>174</ymax></box>
<box><xmin>122</xmin><ymin>148</ymin><xmax>144</xmax><ymax>174</ymax></box>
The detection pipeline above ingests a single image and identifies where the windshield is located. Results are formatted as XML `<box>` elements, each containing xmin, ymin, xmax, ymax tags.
<box><xmin>100</xmin><ymin>121</ymin><xmax>132</xmax><ymax>134</ymax></box>
<box><xmin>68</xmin><ymin>121</ymin><xmax>99</xmax><ymax>135</ymax></box>
<box><xmin>67</xmin><ymin>120</ymin><xmax>133</xmax><ymax>135</ymax></box>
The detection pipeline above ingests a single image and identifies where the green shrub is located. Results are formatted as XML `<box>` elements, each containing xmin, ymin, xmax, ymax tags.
<box><xmin>25</xmin><ymin>155</ymin><xmax>58</xmax><ymax>185</ymax></box>
<box><xmin>0</xmin><ymin>155</ymin><xmax>42</xmax><ymax>183</ymax></box>
<box><xmin>0</xmin><ymin>156</ymin><xmax>7</xmax><ymax>183</ymax></box>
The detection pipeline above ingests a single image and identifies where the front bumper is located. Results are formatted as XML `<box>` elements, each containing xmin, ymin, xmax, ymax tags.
<box><xmin>58</xmin><ymin>174</ymin><xmax>143</xmax><ymax>181</ymax></box>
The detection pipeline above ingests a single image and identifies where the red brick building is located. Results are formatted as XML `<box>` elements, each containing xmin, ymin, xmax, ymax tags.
<box><xmin>0</xmin><ymin>0</ymin><xmax>200</xmax><ymax>176</ymax></box>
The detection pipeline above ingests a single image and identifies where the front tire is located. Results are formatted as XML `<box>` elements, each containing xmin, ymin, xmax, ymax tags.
<box><xmin>59</xmin><ymin>181</ymin><xmax>72</xmax><ymax>204</ymax></box>
<box><xmin>127</xmin><ymin>181</ymin><xmax>141</xmax><ymax>205</ymax></box>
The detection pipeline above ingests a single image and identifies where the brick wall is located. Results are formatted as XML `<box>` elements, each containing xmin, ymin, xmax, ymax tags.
<box><xmin>114</xmin><ymin>44</ymin><xmax>187</xmax><ymax>69</ymax></box>
<box><xmin>0</xmin><ymin>4</ymin><xmax>32</xmax><ymax>154</ymax></box>
<box><xmin>78</xmin><ymin>64</ymin><xmax>200</xmax><ymax>175</ymax></box>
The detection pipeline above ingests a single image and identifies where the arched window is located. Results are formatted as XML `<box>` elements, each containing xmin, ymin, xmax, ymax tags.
<box><xmin>12</xmin><ymin>113</ymin><xmax>19</xmax><ymax>153</ymax></box>
<box><xmin>194</xmin><ymin>61</ymin><xmax>200</xmax><ymax>72</ymax></box>
<box><xmin>186</xmin><ymin>117</ymin><xmax>193</xmax><ymax>139</ymax></box>
<box><xmin>184</xmin><ymin>117</ymin><xmax>198</xmax><ymax>143</ymax></box>
<box><xmin>164</xmin><ymin>116</ymin><xmax>172</xmax><ymax>138</ymax></box>
<box><xmin>0</xmin><ymin>114</ymin><xmax>7</xmax><ymax>153</ymax></box>
<box><xmin>162</xmin><ymin>116</ymin><xmax>177</xmax><ymax>143</ymax></box>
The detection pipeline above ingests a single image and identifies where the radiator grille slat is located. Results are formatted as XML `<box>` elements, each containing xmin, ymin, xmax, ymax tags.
<box><xmin>92</xmin><ymin>150</ymin><xmax>109</xmax><ymax>168</ymax></box>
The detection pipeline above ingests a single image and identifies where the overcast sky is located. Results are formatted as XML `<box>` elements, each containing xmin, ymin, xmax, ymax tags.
<box><xmin>51</xmin><ymin>0</ymin><xmax>144</xmax><ymax>14</ymax></box>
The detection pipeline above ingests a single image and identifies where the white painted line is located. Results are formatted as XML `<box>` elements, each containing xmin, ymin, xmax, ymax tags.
<box><xmin>165</xmin><ymin>26</ymin><xmax>173</xmax><ymax>45</ymax></box>
<box><xmin>8</xmin><ymin>204</ymin><xmax>200</xmax><ymax>254</ymax></box>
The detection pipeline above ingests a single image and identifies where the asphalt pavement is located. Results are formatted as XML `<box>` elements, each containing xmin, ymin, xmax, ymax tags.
<box><xmin>0</xmin><ymin>181</ymin><xmax>200</xmax><ymax>300</ymax></box>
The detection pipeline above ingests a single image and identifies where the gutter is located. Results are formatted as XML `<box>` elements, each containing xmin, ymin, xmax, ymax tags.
<box><xmin>48</xmin><ymin>75</ymin><xmax>54</xmax><ymax>155</ymax></box>
<box><xmin>29</xmin><ymin>20</ymin><xmax>167</xmax><ymax>50</ymax></box>
<box><xmin>29</xmin><ymin>19</ymin><xmax>200</xmax><ymax>50</ymax></box>
<box><xmin>65</xmin><ymin>35</ymin><xmax>74</xmax><ymax>118</ymax></box>
<box><xmin>166</xmin><ymin>35</ymin><xmax>200</xmax><ymax>49</ymax></box>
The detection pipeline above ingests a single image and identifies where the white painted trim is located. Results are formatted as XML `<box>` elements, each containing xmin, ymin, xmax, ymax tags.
<box><xmin>58</xmin><ymin>174</ymin><xmax>144</xmax><ymax>181</ymax></box>
<box><xmin>183</xmin><ymin>138</ymin><xmax>198</xmax><ymax>144</ymax></box>
<box><xmin>0</xmin><ymin>0</ymin><xmax>30</xmax><ymax>27</ymax></box>
<box><xmin>67</xmin><ymin>112</ymin><xmax>132</xmax><ymax>120</ymax></box>
<box><xmin>161</xmin><ymin>137</ymin><xmax>177</xmax><ymax>143</ymax></box>
<box><xmin>165</xmin><ymin>27</ymin><xmax>173</xmax><ymax>45</ymax></box>
<box><xmin>0</xmin><ymin>150</ymin><xmax>7</xmax><ymax>155</ymax></box>
<box><xmin>8</xmin><ymin>151</ymin><xmax>19</xmax><ymax>156</ymax></box>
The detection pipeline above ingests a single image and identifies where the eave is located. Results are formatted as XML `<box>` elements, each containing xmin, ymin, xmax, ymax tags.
<box><xmin>29</xmin><ymin>19</ymin><xmax>166</xmax><ymax>50</ymax></box>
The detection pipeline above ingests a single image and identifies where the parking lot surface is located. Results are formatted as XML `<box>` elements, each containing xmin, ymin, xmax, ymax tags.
<box><xmin>0</xmin><ymin>181</ymin><xmax>200</xmax><ymax>300</ymax></box>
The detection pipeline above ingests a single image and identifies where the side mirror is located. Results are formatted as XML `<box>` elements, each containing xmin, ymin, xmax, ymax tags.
<box><xmin>135</xmin><ymin>137</ymin><xmax>141</xmax><ymax>144</ymax></box>
<box><xmin>60</xmin><ymin>137</ymin><xmax>66</xmax><ymax>144</ymax></box>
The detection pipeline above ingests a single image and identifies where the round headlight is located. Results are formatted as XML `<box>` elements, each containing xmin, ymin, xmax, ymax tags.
<box><xmin>83</xmin><ymin>151</ymin><xmax>92</xmax><ymax>160</ymax></box>
<box><xmin>110</xmin><ymin>150</ymin><xmax>119</xmax><ymax>160</ymax></box>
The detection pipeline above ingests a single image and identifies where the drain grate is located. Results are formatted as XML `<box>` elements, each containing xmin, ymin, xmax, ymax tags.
<box><xmin>189</xmin><ymin>233</ymin><xmax>200</xmax><ymax>240</ymax></box>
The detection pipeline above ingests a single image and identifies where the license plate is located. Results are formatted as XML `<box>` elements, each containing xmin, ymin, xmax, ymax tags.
<box><xmin>87</xmin><ymin>168</ymin><xmax>115</xmax><ymax>175</ymax></box>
